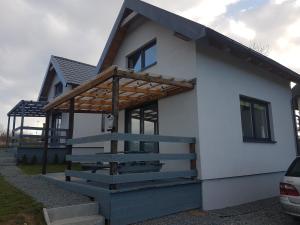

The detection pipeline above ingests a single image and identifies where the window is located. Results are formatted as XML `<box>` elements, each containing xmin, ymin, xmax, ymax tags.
<box><xmin>125</xmin><ymin>102</ymin><xmax>159</xmax><ymax>153</ymax></box>
<box><xmin>54</xmin><ymin>82</ymin><xmax>63</xmax><ymax>97</ymax></box>
<box><xmin>128</xmin><ymin>40</ymin><xmax>157</xmax><ymax>72</ymax></box>
<box><xmin>240</xmin><ymin>96</ymin><xmax>273</xmax><ymax>143</ymax></box>
<box><xmin>286</xmin><ymin>158</ymin><xmax>300</xmax><ymax>177</ymax></box>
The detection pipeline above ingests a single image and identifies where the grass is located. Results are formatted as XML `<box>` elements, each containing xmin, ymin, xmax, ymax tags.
<box><xmin>0</xmin><ymin>176</ymin><xmax>45</xmax><ymax>225</ymax></box>
<box><xmin>18</xmin><ymin>163</ymin><xmax>82</xmax><ymax>175</ymax></box>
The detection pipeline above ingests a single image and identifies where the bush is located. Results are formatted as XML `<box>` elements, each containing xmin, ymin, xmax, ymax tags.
<box><xmin>30</xmin><ymin>155</ymin><xmax>37</xmax><ymax>165</ymax></box>
<box><xmin>21</xmin><ymin>155</ymin><xmax>28</xmax><ymax>164</ymax></box>
<box><xmin>53</xmin><ymin>154</ymin><xmax>59</xmax><ymax>164</ymax></box>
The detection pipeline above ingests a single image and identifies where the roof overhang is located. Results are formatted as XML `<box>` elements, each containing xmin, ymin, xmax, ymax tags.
<box><xmin>44</xmin><ymin>66</ymin><xmax>195</xmax><ymax>113</ymax></box>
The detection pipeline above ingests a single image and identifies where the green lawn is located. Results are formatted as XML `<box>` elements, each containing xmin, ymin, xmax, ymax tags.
<box><xmin>0</xmin><ymin>176</ymin><xmax>45</xmax><ymax>225</ymax></box>
<box><xmin>18</xmin><ymin>163</ymin><xmax>82</xmax><ymax>175</ymax></box>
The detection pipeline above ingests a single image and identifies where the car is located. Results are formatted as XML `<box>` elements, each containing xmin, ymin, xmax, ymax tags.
<box><xmin>280</xmin><ymin>157</ymin><xmax>300</xmax><ymax>217</ymax></box>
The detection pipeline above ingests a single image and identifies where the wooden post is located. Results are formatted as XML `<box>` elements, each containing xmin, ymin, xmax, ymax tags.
<box><xmin>110</xmin><ymin>75</ymin><xmax>119</xmax><ymax>190</ymax></box>
<box><xmin>66</xmin><ymin>98</ymin><xmax>75</xmax><ymax>181</ymax></box>
<box><xmin>189</xmin><ymin>143</ymin><xmax>197</xmax><ymax>179</ymax></box>
<box><xmin>12</xmin><ymin>115</ymin><xmax>16</xmax><ymax>137</ymax></box>
<box><xmin>6</xmin><ymin>116</ymin><xmax>11</xmax><ymax>147</ymax></box>
<box><xmin>20</xmin><ymin>101</ymin><xmax>25</xmax><ymax>147</ymax></box>
<box><xmin>42</xmin><ymin>111</ymin><xmax>50</xmax><ymax>175</ymax></box>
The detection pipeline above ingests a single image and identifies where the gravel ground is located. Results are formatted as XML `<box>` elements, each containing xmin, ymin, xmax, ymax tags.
<box><xmin>0</xmin><ymin>164</ymin><xmax>91</xmax><ymax>208</ymax></box>
<box><xmin>136</xmin><ymin>198</ymin><xmax>298</xmax><ymax>225</ymax></box>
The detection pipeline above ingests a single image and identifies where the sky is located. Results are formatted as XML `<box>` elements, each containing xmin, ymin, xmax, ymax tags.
<box><xmin>0</xmin><ymin>0</ymin><xmax>300</xmax><ymax>130</ymax></box>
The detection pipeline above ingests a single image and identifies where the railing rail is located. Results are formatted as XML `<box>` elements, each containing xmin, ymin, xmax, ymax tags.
<box><xmin>67</xmin><ymin>133</ymin><xmax>196</xmax><ymax>145</ymax></box>
<box><xmin>65</xmin><ymin>133</ymin><xmax>197</xmax><ymax>186</ymax></box>
<box><xmin>11</xmin><ymin>126</ymin><xmax>68</xmax><ymax>148</ymax></box>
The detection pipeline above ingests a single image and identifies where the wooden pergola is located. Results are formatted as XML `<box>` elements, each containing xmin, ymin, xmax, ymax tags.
<box><xmin>42</xmin><ymin>66</ymin><xmax>195</xmax><ymax>178</ymax></box>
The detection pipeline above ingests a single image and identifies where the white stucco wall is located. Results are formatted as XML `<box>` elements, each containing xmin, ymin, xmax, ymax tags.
<box><xmin>196</xmin><ymin>44</ymin><xmax>297</xmax><ymax>209</ymax></box>
<box><xmin>112</xmin><ymin>18</ymin><xmax>199</xmax><ymax>171</ymax></box>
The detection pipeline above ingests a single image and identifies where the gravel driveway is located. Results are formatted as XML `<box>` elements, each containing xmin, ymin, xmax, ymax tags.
<box><xmin>136</xmin><ymin>198</ymin><xmax>298</xmax><ymax>225</ymax></box>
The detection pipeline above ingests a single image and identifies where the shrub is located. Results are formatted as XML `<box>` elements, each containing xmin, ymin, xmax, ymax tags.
<box><xmin>53</xmin><ymin>154</ymin><xmax>59</xmax><ymax>164</ymax></box>
<box><xmin>30</xmin><ymin>155</ymin><xmax>37</xmax><ymax>165</ymax></box>
<box><xmin>21</xmin><ymin>155</ymin><xmax>28</xmax><ymax>164</ymax></box>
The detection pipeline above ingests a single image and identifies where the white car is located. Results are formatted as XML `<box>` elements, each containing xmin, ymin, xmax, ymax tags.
<box><xmin>280</xmin><ymin>157</ymin><xmax>300</xmax><ymax>217</ymax></box>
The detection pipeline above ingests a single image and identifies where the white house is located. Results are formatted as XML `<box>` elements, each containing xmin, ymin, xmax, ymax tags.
<box><xmin>79</xmin><ymin>0</ymin><xmax>299</xmax><ymax>210</ymax></box>
<box><xmin>38</xmin><ymin>55</ymin><xmax>105</xmax><ymax>155</ymax></box>
<box><xmin>39</xmin><ymin>0</ymin><xmax>300</xmax><ymax>222</ymax></box>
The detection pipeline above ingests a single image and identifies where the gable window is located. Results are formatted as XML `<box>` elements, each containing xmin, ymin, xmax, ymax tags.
<box><xmin>128</xmin><ymin>40</ymin><xmax>157</xmax><ymax>72</ymax></box>
<box><xmin>240</xmin><ymin>96</ymin><xmax>273</xmax><ymax>143</ymax></box>
<box><xmin>54</xmin><ymin>82</ymin><xmax>63</xmax><ymax>97</ymax></box>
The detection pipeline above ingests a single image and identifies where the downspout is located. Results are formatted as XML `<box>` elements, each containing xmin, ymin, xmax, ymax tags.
<box><xmin>291</xmin><ymin>95</ymin><xmax>300</xmax><ymax>156</ymax></box>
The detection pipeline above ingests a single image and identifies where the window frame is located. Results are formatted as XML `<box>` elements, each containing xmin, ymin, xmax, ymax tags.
<box><xmin>127</xmin><ymin>39</ymin><xmax>157</xmax><ymax>72</ymax></box>
<box><xmin>54</xmin><ymin>82</ymin><xmax>63</xmax><ymax>97</ymax></box>
<box><xmin>239</xmin><ymin>95</ymin><xmax>274</xmax><ymax>143</ymax></box>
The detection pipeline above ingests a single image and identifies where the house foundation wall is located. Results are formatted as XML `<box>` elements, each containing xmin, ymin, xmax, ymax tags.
<box><xmin>201</xmin><ymin>171</ymin><xmax>285</xmax><ymax>210</ymax></box>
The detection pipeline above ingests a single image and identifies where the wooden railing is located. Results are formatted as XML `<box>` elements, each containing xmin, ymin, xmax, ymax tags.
<box><xmin>65</xmin><ymin>133</ymin><xmax>197</xmax><ymax>188</ymax></box>
<box><xmin>11</xmin><ymin>126</ymin><xmax>68</xmax><ymax>148</ymax></box>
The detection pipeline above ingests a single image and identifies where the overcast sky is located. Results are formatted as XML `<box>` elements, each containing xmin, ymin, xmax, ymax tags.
<box><xmin>0</xmin><ymin>0</ymin><xmax>300</xmax><ymax>130</ymax></box>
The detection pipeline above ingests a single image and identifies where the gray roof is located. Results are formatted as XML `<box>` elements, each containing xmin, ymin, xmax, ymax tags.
<box><xmin>96</xmin><ymin>0</ymin><xmax>300</xmax><ymax>82</ymax></box>
<box><xmin>51</xmin><ymin>55</ymin><xmax>96</xmax><ymax>85</ymax></box>
<box><xmin>38</xmin><ymin>55</ymin><xmax>96</xmax><ymax>101</ymax></box>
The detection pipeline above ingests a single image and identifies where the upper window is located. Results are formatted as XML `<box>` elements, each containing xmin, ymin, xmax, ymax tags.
<box><xmin>128</xmin><ymin>40</ymin><xmax>157</xmax><ymax>72</ymax></box>
<box><xmin>240</xmin><ymin>96</ymin><xmax>273</xmax><ymax>143</ymax></box>
<box><xmin>54</xmin><ymin>82</ymin><xmax>63</xmax><ymax>97</ymax></box>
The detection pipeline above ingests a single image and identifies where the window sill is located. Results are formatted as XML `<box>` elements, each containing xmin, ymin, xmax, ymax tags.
<box><xmin>243</xmin><ymin>138</ymin><xmax>277</xmax><ymax>144</ymax></box>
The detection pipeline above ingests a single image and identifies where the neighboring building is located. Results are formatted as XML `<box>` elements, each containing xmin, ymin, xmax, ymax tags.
<box><xmin>38</xmin><ymin>55</ymin><xmax>105</xmax><ymax>155</ymax></box>
<box><xmin>91</xmin><ymin>0</ymin><xmax>299</xmax><ymax>210</ymax></box>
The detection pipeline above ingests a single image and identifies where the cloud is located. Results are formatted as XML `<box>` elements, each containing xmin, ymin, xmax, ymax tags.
<box><xmin>180</xmin><ymin>0</ymin><xmax>240</xmax><ymax>25</ymax></box>
<box><xmin>0</xmin><ymin>0</ymin><xmax>299</xmax><ymax>129</ymax></box>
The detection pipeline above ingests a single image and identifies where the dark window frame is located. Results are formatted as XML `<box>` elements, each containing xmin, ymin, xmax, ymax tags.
<box><xmin>127</xmin><ymin>39</ymin><xmax>157</xmax><ymax>72</ymax></box>
<box><xmin>240</xmin><ymin>95</ymin><xmax>275</xmax><ymax>143</ymax></box>
<box><xmin>54</xmin><ymin>82</ymin><xmax>63</xmax><ymax>97</ymax></box>
<box><xmin>125</xmin><ymin>101</ymin><xmax>159</xmax><ymax>153</ymax></box>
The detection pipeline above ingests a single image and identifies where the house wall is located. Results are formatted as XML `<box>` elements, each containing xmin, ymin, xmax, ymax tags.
<box><xmin>196</xmin><ymin>43</ymin><xmax>297</xmax><ymax>209</ymax></box>
<box><xmin>112</xmin><ymin>18</ymin><xmax>199</xmax><ymax>172</ymax></box>
<box><xmin>112</xmin><ymin>16</ymin><xmax>297</xmax><ymax>210</ymax></box>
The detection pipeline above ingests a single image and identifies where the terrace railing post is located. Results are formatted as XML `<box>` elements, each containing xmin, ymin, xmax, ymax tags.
<box><xmin>6</xmin><ymin>115</ymin><xmax>11</xmax><ymax>147</ymax></box>
<box><xmin>189</xmin><ymin>143</ymin><xmax>197</xmax><ymax>179</ymax></box>
<box><xmin>12</xmin><ymin>114</ymin><xmax>16</xmax><ymax>138</ymax></box>
<box><xmin>110</xmin><ymin>74</ymin><xmax>119</xmax><ymax>190</ymax></box>
<box><xmin>42</xmin><ymin>111</ymin><xmax>51</xmax><ymax>175</ymax></box>
<box><xmin>20</xmin><ymin>101</ymin><xmax>25</xmax><ymax>147</ymax></box>
<box><xmin>66</xmin><ymin>98</ymin><xmax>75</xmax><ymax>182</ymax></box>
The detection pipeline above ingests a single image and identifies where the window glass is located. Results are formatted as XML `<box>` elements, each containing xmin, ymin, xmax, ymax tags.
<box><xmin>253</xmin><ymin>103</ymin><xmax>269</xmax><ymax>139</ymax></box>
<box><xmin>240</xmin><ymin>100</ymin><xmax>253</xmax><ymax>138</ymax></box>
<box><xmin>128</xmin><ymin>40</ymin><xmax>156</xmax><ymax>72</ymax></box>
<box><xmin>128</xmin><ymin>52</ymin><xmax>142</xmax><ymax>72</ymax></box>
<box><xmin>144</xmin><ymin>44</ymin><xmax>156</xmax><ymax>68</ymax></box>
<box><xmin>54</xmin><ymin>82</ymin><xmax>63</xmax><ymax>97</ymax></box>
<box><xmin>240</xmin><ymin>96</ymin><xmax>272</xmax><ymax>142</ymax></box>
<box><xmin>286</xmin><ymin>158</ymin><xmax>300</xmax><ymax>177</ymax></box>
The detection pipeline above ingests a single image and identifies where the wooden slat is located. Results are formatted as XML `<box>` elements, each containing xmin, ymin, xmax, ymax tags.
<box><xmin>65</xmin><ymin>170</ymin><xmax>197</xmax><ymax>184</ymax></box>
<box><xmin>66</xmin><ymin>153</ymin><xmax>196</xmax><ymax>163</ymax></box>
<box><xmin>44</xmin><ymin>66</ymin><xmax>117</xmax><ymax>111</ymax></box>
<box><xmin>116</xmin><ymin>69</ymin><xmax>194</xmax><ymax>89</ymax></box>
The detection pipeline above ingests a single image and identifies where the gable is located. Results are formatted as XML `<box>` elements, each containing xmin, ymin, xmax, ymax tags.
<box><xmin>96</xmin><ymin>0</ymin><xmax>300</xmax><ymax>83</ymax></box>
<box><xmin>38</xmin><ymin>56</ymin><xmax>96</xmax><ymax>101</ymax></box>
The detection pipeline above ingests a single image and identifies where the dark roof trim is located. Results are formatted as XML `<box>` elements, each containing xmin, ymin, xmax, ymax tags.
<box><xmin>95</xmin><ymin>0</ymin><xmax>300</xmax><ymax>82</ymax></box>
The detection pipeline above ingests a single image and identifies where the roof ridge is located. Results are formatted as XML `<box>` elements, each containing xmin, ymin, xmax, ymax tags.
<box><xmin>52</xmin><ymin>55</ymin><xmax>96</xmax><ymax>68</ymax></box>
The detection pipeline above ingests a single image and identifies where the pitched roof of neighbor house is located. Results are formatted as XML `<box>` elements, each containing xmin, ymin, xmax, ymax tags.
<box><xmin>38</xmin><ymin>55</ymin><xmax>96</xmax><ymax>101</ymax></box>
<box><xmin>96</xmin><ymin>0</ymin><xmax>300</xmax><ymax>82</ymax></box>
<box><xmin>52</xmin><ymin>56</ymin><xmax>96</xmax><ymax>85</ymax></box>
